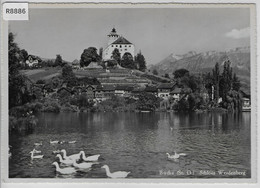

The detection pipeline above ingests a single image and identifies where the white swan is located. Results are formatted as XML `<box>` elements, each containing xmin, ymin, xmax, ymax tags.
<box><xmin>80</xmin><ymin>151</ymin><xmax>100</xmax><ymax>161</ymax></box>
<box><xmin>32</xmin><ymin>148</ymin><xmax>41</xmax><ymax>154</ymax></box>
<box><xmin>34</xmin><ymin>141</ymin><xmax>42</xmax><ymax>146</ymax></box>
<box><xmin>72</xmin><ymin>159</ymin><xmax>94</xmax><ymax>169</ymax></box>
<box><xmin>166</xmin><ymin>152</ymin><xmax>187</xmax><ymax>159</ymax></box>
<box><xmin>50</xmin><ymin>139</ymin><xmax>59</xmax><ymax>144</ymax></box>
<box><xmin>68</xmin><ymin>140</ymin><xmax>77</xmax><ymax>144</ymax></box>
<box><xmin>101</xmin><ymin>165</ymin><xmax>130</xmax><ymax>178</ymax></box>
<box><xmin>59</xmin><ymin>140</ymin><xmax>65</xmax><ymax>144</ymax></box>
<box><xmin>30</xmin><ymin>151</ymin><xmax>44</xmax><ymax>159</ymax></box>
<box><xmin>52</xmin><ymin>162</ymin><xmax>77</xmax><ymax>174</ymax></box>
<box><xmin>61</xmin><ymin>149</ymin><xmax>81</xmax><ymax>161</ymax></box>
<box><xmin>56</xmin><ymin>154</ymin><xmax>74</xmax><ymax>165</ymax></box>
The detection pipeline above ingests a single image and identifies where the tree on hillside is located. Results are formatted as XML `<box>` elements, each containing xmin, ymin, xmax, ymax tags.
<box><xmin>62</xmin><ymin>64</ymin><xmax>74</xmax><ymax>79</ymax></box>
<box><xmin>111</xmin><ymin>48</ymin><xmax>121</xmax><ymax>65</ymax></box>
<box><xmin>173</xmin><ymin>69</ymin><xmax>189</xmax><ymax>79</ymax></box>
<box><xmin>152</xmin><ymin>69</ymin><xmax>158</xmax><ymax>75</ymax></box>
<box><xmin>164</xmin><ymin>73</ymin><xmax>170</xmax><ymax>79</ymax></box>
<box><xmin>80</xmin><ymin>47</ymin><xmax>101</xmax><ymax>67</ymax></box>
<box><xmin>62</xmin><ymin>64</ymin><xmax>77</xmax><ymax>87</ymax></box>
<box><xmin>232</xmin><ymin>73</ymin><xmax>241</xmax><ymax>91</ymax></box>
<box><xmin>20</xmin><ymin>49</ymin><xmax>28</xmax><ymax>63</ymax></box>
<box><xmin>54</xmin><ymin>54</ymin><xmax>63</xmax><ymax>67</ymax></box>
<box><xmin>8</xmin><ymin>32</ymin><xmax>31</xmax><ymax>108</ymax></box>
<box><xmin>135</xmin><ymin>51</ymin><xmax>146</xmax><ymax>72</ymax></box>
<box><xmin>212</xmin><ymin>62</ymin><xmax>221</xmax><ymax>103</ymax></box>
<box><xmin>99</xmin><ymin>47</ymin><xmax>103</xmax><ymax>59</ymax></box>
<box><xmin>121</xmin><ymin>52</ymin><xmax>135</xmax><ymax>69</ymax></box>
<box><xmin>220</xmin><ymin>60</ymin><xmax>233</xmax><ymax>102</ymax></box>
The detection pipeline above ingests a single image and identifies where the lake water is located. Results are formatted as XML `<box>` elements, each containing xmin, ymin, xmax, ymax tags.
<box><xmin>9</xmin><ymin>112</ymin><xmax>251</xmax><ymax>178</ymax></box>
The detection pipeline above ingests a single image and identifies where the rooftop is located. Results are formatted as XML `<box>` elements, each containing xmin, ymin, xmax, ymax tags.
<box><xmin>112</xmin><ymin>36</ymin><xmax>132</xmax><ymax>45</ymax></box>
<box><xmin>157</xmin><ymin>83</ymin><xmax>176</xmax><ymax>89</ymax></box>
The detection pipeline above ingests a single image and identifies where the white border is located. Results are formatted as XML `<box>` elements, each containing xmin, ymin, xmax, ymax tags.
<box><xmin>1</xmin><ymin>0</ymin><xmax>259</xmax><ymax>187</ymax></box>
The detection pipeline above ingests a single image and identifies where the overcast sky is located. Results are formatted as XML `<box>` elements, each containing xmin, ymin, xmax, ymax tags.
<box><xmin>9</xmin><ymin>7</ymin><xmax>250</xmax><ymax>65</ymax></box>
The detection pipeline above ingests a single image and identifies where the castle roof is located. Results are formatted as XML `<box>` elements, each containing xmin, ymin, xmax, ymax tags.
<box><xmin>112</xmin><ymin>36</ymin><xmax>132</xmax><ymax>45</ymax></box>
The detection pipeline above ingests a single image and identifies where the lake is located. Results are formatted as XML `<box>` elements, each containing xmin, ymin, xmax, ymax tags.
<box><xmin>9</xmin><ymin>112</ymin><xmax>251</xmax><ymax>178</ymax></box>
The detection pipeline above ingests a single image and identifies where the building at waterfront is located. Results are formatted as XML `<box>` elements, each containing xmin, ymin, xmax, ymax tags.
<box><xmin>103</xmin><ymin>28</ymin><xmax>135</xmax><ymax>60</ymax></box>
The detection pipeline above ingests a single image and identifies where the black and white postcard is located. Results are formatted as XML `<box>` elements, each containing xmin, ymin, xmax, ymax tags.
<box><xmin>0</xmin><ymin>0</ymin><xmax>259</xmax><ymax>187</ymax></box>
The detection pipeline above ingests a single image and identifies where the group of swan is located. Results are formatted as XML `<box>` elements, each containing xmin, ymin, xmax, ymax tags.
<box><xmin>31</xmin><ymin>141</ymin><xmax>130</xmax><ymax>178</ymax></box>
<box><xmin>34</xmin><ymin>140</ymin><xmax>77</xmax><ymax>146</ymax></box>
<box><xmin>52</xmin><ymin>149</ymin><xmax>130</xmax><ymax>178</ymax></box>
<box><xmin>50</xmin><ymin>140</ymin><xmax>77</xmax><ymax>144</ymax></box>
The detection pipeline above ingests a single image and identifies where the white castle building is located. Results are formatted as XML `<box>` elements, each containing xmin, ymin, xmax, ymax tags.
<box><xmin>103</xmin><ymin>28</ymin><xmax>135</xmax><ymax>60</ymax></box>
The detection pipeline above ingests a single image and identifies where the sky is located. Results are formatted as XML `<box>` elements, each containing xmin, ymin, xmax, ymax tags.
<box><xmin>9</xmin><ymin>7</ymin><xmax>250</xmax><ymax>65</ymax></box>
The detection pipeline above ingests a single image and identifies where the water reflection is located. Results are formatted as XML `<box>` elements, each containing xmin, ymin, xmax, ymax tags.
<box><xmin>9</xmin><ymin>112</ymin><xmax>251</xmax><ymax>178</ymax></box>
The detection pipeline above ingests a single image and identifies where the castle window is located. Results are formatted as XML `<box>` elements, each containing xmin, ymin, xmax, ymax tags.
<box><xmin>112</xmin><ymin>45</ymin><xmax>113</xmax><ymax>47</ymax></box>
<box><xmin>120</xmin><ymin>45</ymin><xmax>122</xmax><ymax>48</ymax></box>
<box><xmin>125</xmin><ymin>45</ymin><xmax>127</xmax><ymax>47</ymax></box>
<box><xmin>125</xmin><ymin>49</ymin><xmax>127</xmax><ymax>51</ymax></box>
<box><xmin>116</xmin><ymin>45</ymin><xmax>118</xmax><ymax>47</ymax></box>
<box><xmin>129</xmin><ymin>45</ymin><xmax>131</xmax><ymax>47</ymax></box>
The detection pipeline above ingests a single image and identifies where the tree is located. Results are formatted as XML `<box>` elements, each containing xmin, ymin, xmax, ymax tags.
<box><xmin>62</xmin><ymin>64</ymin><xmax>77</xmax><ymax>87</ymax></box>
<box><xmin>152</xmin><ymin>69</ymin><xmax>158</xmax><ymax>75</ymax></box>
<box><xmin>212</xmin><ymin>62</ymin><xmax>220</xmax><ymax>103</ymax></box>
<box><xmin>54</xmin><ymin>54</ymin><xmax>63</xmax><ymax>67</ymax></box>
<box><xmin>164</xmin><ymin>73</ymin><xmax>170</xmax><ymax>79</ymax></box>
<box><xmin>111</xmin><ymin>48</ymin><xmax>121</xmax><ymax>65</ymax></box>
<box><xmin>232</xmin><ymin>73</ymin><xmax>241</xmax><ymax>91</ymax></box>
<box><xmin>220</xmin><ymin>60</ymin><xmax>233</xmax><ymax>102</ymax></box>
<box><xmin>99</xmin><ymin>47</ymin><xmax>103</xmax><ymax>59</ymax></box>
<box><xmin>121</xmin><ymin>52</ymin><xmax>135</xmax><ymax>69</ymax></box>
<box><xmin>135</xmin><ymin>51</ymin><xmax>146</xmax><ymax>72</ymax></box>
<box><xmin>20</xmin><ymin>49</ymin><xmax>28</xmax><ymax>63</ymax></box>
<box><xmin>173</xmin><ymin>69</ymin><xmax>189</xmax><ymax>79</ymax></box>
<box><xmin>136</xmin><ymin>92</ymin><xmax>160</xmax><ymax>111</ymax></box>
<box><xmin>80</xmin><ymin>47</ymin><xmax>101</xmax><ymax>67</ymax></box>
<box><xmin>8</xmin><ymin>32</ymin><xmax>31</xmax><ymax>108</ymax></box>
<box><xmin>62</xmin><ymin>64</ymin><xmax>74</xmax><ymax>79</ymax></box>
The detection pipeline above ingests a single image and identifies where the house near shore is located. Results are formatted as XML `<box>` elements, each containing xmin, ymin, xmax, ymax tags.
<box><xmin>25</xmin><ymin>55</ymin><xmax>41</xmax><ymax>67</ymax></box>
<box><xmin>95</xmin><ymin>85</ymin><xmax>116</xmax><ymax>101</ymax></box>
<box><xmin>103</xmin><ymin>28</ymin><xmax>135</xmax><ymax>61</ymax></box>
<box><xmin>115</xmin><ymin>85</ymin><xmax>134</xmax><ymax>97</ymax></box>
<box><xmin>157</xmin><ymin>83</ymin><xmax>176</xmax><ymax>99</ymax></box>
<box><xmin>170</xmin><ymin>87</ymin><xmax>182</xmax><ymax>101</ymax></box>
<box><xmin>144</xmin><ymin>86</ymin><xmax>158</xmax><ymax>96</ymax></box>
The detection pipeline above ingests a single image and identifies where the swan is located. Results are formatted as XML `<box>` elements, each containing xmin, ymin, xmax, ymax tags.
<box><xmin>80</xmin><ymin>151</ymin><xmax>100</xmax><ymax>161</ymax></box>
<box><xmin>30</xmin><ymin>151</ymin><xmax>44</xmax><ymax>159</ymax></box>
<box><xmin>101</xmin><ymin>165</ymin><xmax>130</xmax><ymax>178</ymax></box>
<box><xmin>59</xmin><ymin>140</ymin><xmax>65</xmax><ymax>144</ymax></box>
<box><xmin>61</xmin><ymin>149</ymin><xmax>81</xmax><ymax>161</ymax></box>
<box><xmin>170</xmin><ymin>127</ymin><xmax>173</xmax><ymax>131</ymax></box>
<box><xmin>50</xmin><ymin>139</ymin><xmax>59</xmax><ymax>144</ymax></box>
<box><xmin>166</xmin><ymin>152</ymin><xmax>187</xmax><ymax>159</ymax></box>
<box><xmin>72</xmin><ymin>159</ymin><xmax>94</xmax><ymax>169</ymax></box>
<box><xmin>56</xmin><ymin>154</ymin><xmax>74</xmax><ymax>165</ymax></box>
<box><xmin>52</xmin><ymin>150</ymin><xmax>61</xmax><ymax>154</ymax></box>
<box><xmin>34</xmin><ymin>141</ymin><xmax>42</xmax><ymax>146</ymax></box>
<box><xmin>32</xmin><ymin>148</ymin><xmax>41</xmax><ymax>154</ymax></box>
<box><xmin>52</xmin><ymin>162</ymin><xmax>77</xmax><ymax>175</ymax></box>
<box><xmin>68</xmin><ymin>141</ymin><xmax>77</xmax><ymax>144</ymax></box>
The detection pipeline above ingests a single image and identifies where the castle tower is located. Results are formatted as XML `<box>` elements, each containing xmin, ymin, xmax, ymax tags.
<box><xmin>107</xmin><ymin>28</ymin><xmax>119</xmax><ymax>45</ymax></box>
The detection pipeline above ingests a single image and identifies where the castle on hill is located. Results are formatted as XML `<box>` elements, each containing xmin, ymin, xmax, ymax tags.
<box><xmin>103</xmin><ymin>28</ymin><xmax>135</xmax><ymax>60</ymax></box>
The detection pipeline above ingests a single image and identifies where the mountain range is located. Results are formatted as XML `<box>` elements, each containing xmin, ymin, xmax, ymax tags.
<box><xmin>148</xmin><ymin>47</ymin><xmax>250</xmax><ymax>94</ymax></box>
